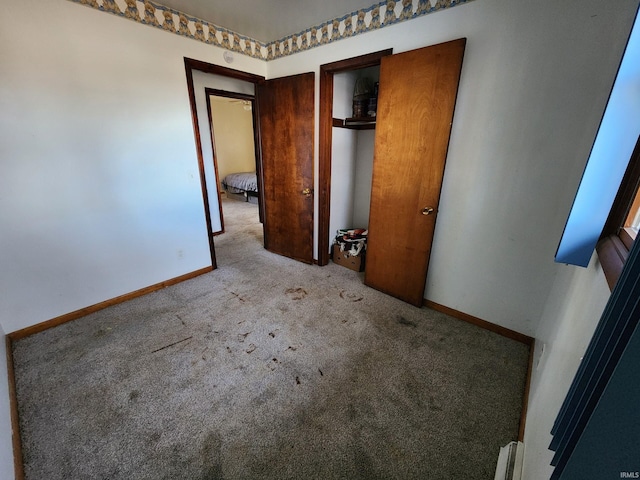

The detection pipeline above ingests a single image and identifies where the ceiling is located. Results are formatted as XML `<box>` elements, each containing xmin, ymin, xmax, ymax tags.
<box><xmin>156</xmin><ymin>0</ymin><xmax>380</xmax><ymax>43</ymax></box>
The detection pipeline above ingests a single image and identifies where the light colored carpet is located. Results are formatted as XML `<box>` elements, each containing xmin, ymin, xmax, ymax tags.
<box><xmin>12</xmin><ymin>198</ymin><xmax>530</xmax><ymax>480</ymax></box>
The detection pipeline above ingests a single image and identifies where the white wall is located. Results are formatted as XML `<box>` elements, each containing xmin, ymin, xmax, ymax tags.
<box><xmin>329</xmin><ymin>128</ymin><xmax>375</xmax><ymax>237</ymax></box>
<box><xmin>351</xmin><ymin>67</ymin><xmax>378</xmax><ymax>230</ymax></box>
<box><xmin>0</xmin><ymin>0</ymin><xmax>266</xmax><ymax>333</ymax></box>
<box><xmin>333</xmin><ymin>70</ymin><xmax>358</xmax><ymax>120</ymax></box>
<box><xmin>352</xmin><ymin>130</ymin><xmax>375</xmax><ymax>229</ymax></box>
<box><xmin>267</xmin><ymin>0</ymin><xmax>638</xmax><ymax>336</ymax></box>
<box><xmin>329</xmin><ymin>129</ymin><xmax>357</xmax><ymax>240</ymax></box>
<box><xmin>523</xmin><ymin>256</ymin><xmax>610</xmax><ymax>479</ymax></box>
<box><xmin>0</xmin><ymin>325</ymin><xmax>15</xmax><ymax>480</ymax></box>
<box><xmin>329</xmin><ymin>72</ymin><xmax>358</xmax><ymax>243</ymax></box>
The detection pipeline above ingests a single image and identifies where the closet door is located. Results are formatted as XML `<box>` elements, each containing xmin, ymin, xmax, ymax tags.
<box><xmin>365</xmin><ymin>39</ymin><xmax>466</xmax><ymax>306</ymax></box>
<box><xmin>257</xmin><ymin>72</ymin><xmax>315</xmax><ymax>263</ymax></box>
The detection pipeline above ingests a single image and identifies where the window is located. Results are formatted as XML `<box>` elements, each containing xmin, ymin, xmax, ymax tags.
<box><xmin>597</xmin><ymin>135</ymin><xmax>640</xmax><ymax>290</ymax></box>
<box><xmin>555</xmin><ymin>9</ymin><xmax>640</xmax><ymax>270</ymax></box>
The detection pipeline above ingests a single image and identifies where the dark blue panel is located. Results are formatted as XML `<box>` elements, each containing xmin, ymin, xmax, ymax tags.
<box><xmin>549</xmin><ymin>229</ymin><xmax>640</xmax><ymax>479</ymax></box>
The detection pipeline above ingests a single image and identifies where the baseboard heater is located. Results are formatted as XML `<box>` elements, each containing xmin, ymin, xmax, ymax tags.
<box><xmin>494</xmin><ymin>441</ymin><xmax>524</xmax><ymax>480</ymax></box>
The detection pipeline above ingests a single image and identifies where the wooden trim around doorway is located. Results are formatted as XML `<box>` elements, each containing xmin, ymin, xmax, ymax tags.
<box><xmin>205</xmin><ymin>89</ymin><xmax>226</xmax><ymax>236</ymax></box>
<box><xmin>183</xmin><ymin>57</ymin><xmax>265</xmax><ymax>269</ymax></box>
<box><xmin>318</xmin><ymin>49</ymin><xmax>393</xmax><ymax>266</ymax></box>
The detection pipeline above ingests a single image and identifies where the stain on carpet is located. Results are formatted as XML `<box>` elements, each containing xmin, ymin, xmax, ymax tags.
<box><xmin>397</xmin><ymin>316</ymin><xmax>417</xmax><ymax>328</ymax></box>
<box><xmin>198</xmin><ymin>432</ymin><xmax>224</xmax><ymax>479</ymax></box>
<box><xmin>285</xmin><ymin>288</ymin><xmax>307</xmax><ymax>300</ymax></box>
<box><xmin>229</xmin><ymin>291</ymin><xmax>246</xmax><ymax>302</ymax></box>
<box><xmin>339</xmin><ymin>290</ymin><xmax>363</xmax><ymax>302</ymax></box>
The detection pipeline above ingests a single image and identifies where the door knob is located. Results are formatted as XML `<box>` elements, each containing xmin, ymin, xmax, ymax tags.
<box><xmin>302</xmin><ymin>188</ymin><xmax>313</xmax><ymax>197</ymax></box>
<box><xmin>422</xmin><ymin>207</ymin><xmax>435</xmax><ymax>215</ymax></box>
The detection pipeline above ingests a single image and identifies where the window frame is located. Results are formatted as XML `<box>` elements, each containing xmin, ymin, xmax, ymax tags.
<box><xmin>597</xmin><ymin>134</ymin><xmax>640</xmax><ymax>290</ymax></box>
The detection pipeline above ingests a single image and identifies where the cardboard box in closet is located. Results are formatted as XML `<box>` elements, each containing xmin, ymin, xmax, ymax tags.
<box><xmin>332</xmin><ymin>244</ymin><xmax>365</xmax><ymax>272</ymax></box>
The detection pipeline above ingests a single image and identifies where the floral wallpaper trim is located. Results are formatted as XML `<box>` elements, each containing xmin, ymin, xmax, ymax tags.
<box><xmin>68</xmin><ymin>0</ymin><xmax>476</xmax><ymax>61</ymax></box>
<box><xmin>69</xmin><ymin>0</ymin><xmax>268</xmax><ymax>59</ymax></box>
<box><xmin>265</xmin><ymin>0</ymin><xmax>475</xmax><ymax>60</ymax></box>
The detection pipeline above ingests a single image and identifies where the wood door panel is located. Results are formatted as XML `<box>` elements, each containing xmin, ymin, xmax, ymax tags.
<box><xmin>365</xmin><ymin>39</ymin><xmax>466</xmax><ymax>306</ymax></box>
<box><xmin>258</xmin><ymin>72</ymin><xmax>315</xmax><ymax>263</ymax></box>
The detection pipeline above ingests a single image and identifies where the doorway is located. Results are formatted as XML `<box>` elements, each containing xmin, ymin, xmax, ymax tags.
<box><xmin>183</xmin><ymin>58</ymin><xmax>264</xmax><ymax>269</ymax></box>
<box><xmin>205</xmin><ymin>89</ymin><xmax>264</xmax><ymax>265</ymax></box>
<box><xmin>184</xmin><ymin>58</ymin><xmax>316</xmax><ymax>269</ymax></box>
<box><xmin>205</xmin><ymin>89</ymin><xmax>262</xmax><ymax>236</ymax></box>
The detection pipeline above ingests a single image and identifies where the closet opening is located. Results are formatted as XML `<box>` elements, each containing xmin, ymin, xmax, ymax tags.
<box><xmin>329</xmin><ymin>66</ymin><xmax>380</xmax><ymax>272</ymax></box>
<box><xmin>318</xmin><ymin>49</ymin><xmax>393</xmax><ymax>267</ymax></box>
<box><xmin>318</xmin><ymin>41</ymin><xmax>466</xmax><ymax>306</ymax></box>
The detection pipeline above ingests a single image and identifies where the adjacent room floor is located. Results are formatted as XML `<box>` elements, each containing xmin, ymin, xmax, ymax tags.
<box><xmin>11</xmin><ymin>199</ymin><xmax>530</xmax><ymax>480</ymax></box>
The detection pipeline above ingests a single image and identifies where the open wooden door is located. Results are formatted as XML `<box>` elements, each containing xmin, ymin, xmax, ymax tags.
<box><xmin>365</xmin><ymin>39</ymin><xmax>466</xmax><ymax>306</ymax></box>
<box><xmin>257</xmin><ymin>73</ymin><xmax>315</xmax><ymax>264</ymax></box>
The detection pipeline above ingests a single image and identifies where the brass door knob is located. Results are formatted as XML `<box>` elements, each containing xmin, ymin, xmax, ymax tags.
<box><xmin>422</xmin><ymin>207</ymin><xmax>435</xmax><ymax>215</ymax></box>
<box><xmin>302</xmin><ymin>188</ymin><xmax>313</xmax><ymax>197</ymax></box>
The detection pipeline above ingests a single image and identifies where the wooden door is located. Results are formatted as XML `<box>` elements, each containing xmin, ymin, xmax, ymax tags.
<box><xmin>365</xmin><ymin>39</ymin><xmax>466</xmax><ymax>306</ymax></box>
<box><xmin>257</xmin><ymin>72</ymin><xmax>315</xmax><ymax>263</ymax></box>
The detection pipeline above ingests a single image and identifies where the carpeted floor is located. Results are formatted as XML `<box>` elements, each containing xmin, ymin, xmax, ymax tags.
<box><xmin>12</xmin><ymin>198</ymin><xmax>530</xmax><ymax>480</ymax></box>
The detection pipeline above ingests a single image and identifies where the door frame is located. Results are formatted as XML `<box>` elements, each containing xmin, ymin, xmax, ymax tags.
<box><xmin>317</xmin><ymin>49</ymin><xmax>393</xmax><ymax>266</ymax></box>
<box><xmin>183</xmin><ymin>58</ymin><xmax>265</xmax><ymax>269</ymax></box>
<box><xmin>204</xmin><ymin>88</ymin><xmax>263</xmax><ymax>236</ymax></box>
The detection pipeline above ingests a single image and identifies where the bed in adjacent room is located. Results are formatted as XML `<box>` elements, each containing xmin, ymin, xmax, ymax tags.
<box><xmin>222</xmin><ymin>171</ymin><xmax>258</xmax><ymax>203</ymax></box>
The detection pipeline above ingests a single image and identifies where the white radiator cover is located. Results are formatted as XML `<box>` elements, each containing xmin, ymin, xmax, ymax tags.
<box><xmin>494</xmin><ymin>441</ymin><xmax>524</xmax><ymax>480</ymax></box>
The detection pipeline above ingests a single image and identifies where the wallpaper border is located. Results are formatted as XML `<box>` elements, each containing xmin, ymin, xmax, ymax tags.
<box><xmin>68</xmin><ymin>0</ymin><xmax>475</xmax><ymax>61</ymax></box>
